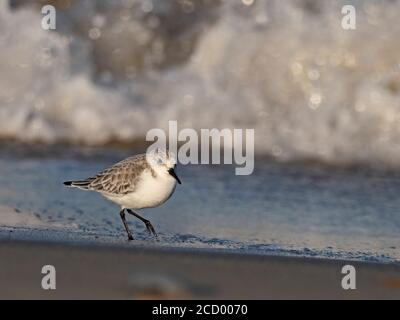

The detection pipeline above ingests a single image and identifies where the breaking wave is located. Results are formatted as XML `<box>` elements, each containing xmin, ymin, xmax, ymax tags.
<box><xmin>2</xmin><ymin>0</ymin><xmax>400</xmax><ymax>167</ymax></box>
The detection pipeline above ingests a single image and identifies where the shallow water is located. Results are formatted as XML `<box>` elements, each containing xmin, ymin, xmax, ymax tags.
<box><xmin>0</xmin><ymin>147</ymin><xmax>399</xmax><ymax>263</ymax></box>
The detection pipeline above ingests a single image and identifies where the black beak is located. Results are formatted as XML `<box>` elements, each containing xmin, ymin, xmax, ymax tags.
<box><xmin>168</xmin><ymin>168</ymin><xmax>181</xmax><ymax>184</ymax></box>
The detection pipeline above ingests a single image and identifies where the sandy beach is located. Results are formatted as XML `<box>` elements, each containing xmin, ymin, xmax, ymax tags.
<box><xmin>1</xmin><ymin>150</ymin><xmax>400</xmax><ymax>299</ymax></box>
<box><xmin>2</xmin><ymin>0</ymin><xmax>400</xmax><ymax>300</ymax></box>
<box><xmin>1</xmin><ymin>231</ymin><xmax>400</xmax><ymax>299</ymax></box>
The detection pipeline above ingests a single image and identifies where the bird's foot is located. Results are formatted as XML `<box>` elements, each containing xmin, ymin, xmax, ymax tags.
<box><xmin>144</xmin><ymin>220</ymin><xmax>158</xmax><ymax>238</ymax></box>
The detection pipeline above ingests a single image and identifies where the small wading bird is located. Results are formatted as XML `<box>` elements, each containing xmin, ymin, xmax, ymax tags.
<box><xmin>63</xmin><ymin>149</ymin><xmax>181</xmax><ymax>240</ymax></box>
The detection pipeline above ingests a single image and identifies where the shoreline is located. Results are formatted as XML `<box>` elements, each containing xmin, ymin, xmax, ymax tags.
<box><xmin>1</xmin><ymin>237</ymin><xmax>400</xmax><ymax>299</ymax></box>
<box><xmin>2</xmin><ymin>142</ymin><xmax>400</xmax><ymax>174</ymax></box>
<box><xmin>0</xmin><ymin>224</ymin><xmax>398</xmax><ymax>265</ymax></box>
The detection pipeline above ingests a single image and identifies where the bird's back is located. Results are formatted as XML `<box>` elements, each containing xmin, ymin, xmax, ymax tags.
<box><xmin>64</xmin><ymin>154</ymin><xmax>151</xmax><ymax>196</ymax></box>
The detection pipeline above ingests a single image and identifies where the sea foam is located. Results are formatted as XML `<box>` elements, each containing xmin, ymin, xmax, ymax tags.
<box><xmin>1</xmin><ymin>0</ymin><xmax>400</xmax><ymax>167</ymax></box>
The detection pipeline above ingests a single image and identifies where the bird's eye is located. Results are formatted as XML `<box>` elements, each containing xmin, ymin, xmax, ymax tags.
<box><xmin>157</xmin><ymin>159</ymin><xmax>163</xmax><ymax>164</ymax></box>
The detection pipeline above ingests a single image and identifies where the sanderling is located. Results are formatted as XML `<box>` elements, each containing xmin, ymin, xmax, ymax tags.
<box><xmin>63</xmin><ymin>149</ymin><xmax>181</xmax><ymax>240</ymax></box>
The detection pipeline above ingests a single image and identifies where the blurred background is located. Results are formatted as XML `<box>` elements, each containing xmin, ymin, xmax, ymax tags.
<box><xmin>1</xmin><ymin>0</ymin><xmax>400</xmax><ymax>262</ymax></box>
<box><xmin>2</xmin><ymin>0</ymin><xmax>400</xmax><ymax>166</ymax></box>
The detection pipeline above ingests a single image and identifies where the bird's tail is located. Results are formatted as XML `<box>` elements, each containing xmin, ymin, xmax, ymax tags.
<box><xmin>63</xmin><ymin>179</ymin><xmax>94</xmax><ymax>190</ymax></box>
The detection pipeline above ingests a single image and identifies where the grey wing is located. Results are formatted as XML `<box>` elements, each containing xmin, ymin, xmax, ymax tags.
<box><xmin>69</xmin><ymin>155</ymin><xmax>149</xmax><ymax>195</ymax></box>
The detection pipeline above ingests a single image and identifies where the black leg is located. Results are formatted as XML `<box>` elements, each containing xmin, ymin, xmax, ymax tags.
<box><xmin>126</xmin><ymin>209</ymin><xmax>157</xmax><ymax>237</ymax></box>
<box><xmin>119</xmin><ymin>209</ymin><xmax>133</xmax><ymax>241</ymax></box>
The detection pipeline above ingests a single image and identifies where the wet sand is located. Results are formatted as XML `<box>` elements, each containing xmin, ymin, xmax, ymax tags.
<box><xmin>1</xmin><ymin>236</ymin><xmax>400</xmax><ymax>299</ymax></box>
<box><xmin>1</xmin><ymin>150</ymin><xmax>400</xmax><ymax>299</ymax></box>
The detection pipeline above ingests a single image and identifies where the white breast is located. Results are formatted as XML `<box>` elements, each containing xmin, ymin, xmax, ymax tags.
<box><xmin>103</xmin><ymin>170</ymin><xmax>177</xmax><ymax>210</ymax></box>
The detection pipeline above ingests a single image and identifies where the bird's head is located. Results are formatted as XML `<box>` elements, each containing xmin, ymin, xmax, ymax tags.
<box><xmin>146</xmin><ymin>148</ymin><xmax>181</xmax><ymax>184</ymax></box>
